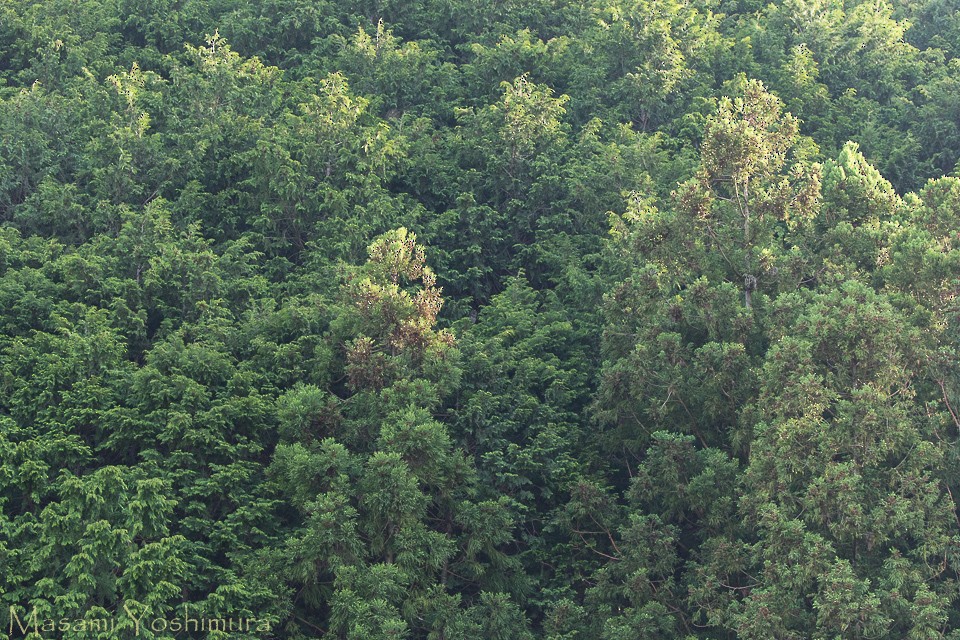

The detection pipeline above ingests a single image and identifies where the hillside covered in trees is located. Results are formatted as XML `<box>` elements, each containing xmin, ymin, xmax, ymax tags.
<box><xmin>3</xmin><ymin>0</ymin><xmax>960</xmax><ymax>637</ymax></box>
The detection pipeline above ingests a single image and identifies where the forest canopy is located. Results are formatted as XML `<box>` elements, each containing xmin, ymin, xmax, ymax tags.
<box><xmin>2</xmin><ymin>0</ymin><xmax>960</xmax><ymax>637</ymax></box>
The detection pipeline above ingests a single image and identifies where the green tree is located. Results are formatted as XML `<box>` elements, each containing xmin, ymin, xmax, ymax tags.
<box><xmin>269</xmin><ymin>229</ymin><xmax>530</xmax><ymax>638</ymax></box>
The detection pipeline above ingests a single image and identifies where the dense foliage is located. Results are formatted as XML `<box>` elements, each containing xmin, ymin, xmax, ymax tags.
<box><xmin>2</xmin><ymin>0</ymin><xmax>960</xmax><ymax>637</ymax></box>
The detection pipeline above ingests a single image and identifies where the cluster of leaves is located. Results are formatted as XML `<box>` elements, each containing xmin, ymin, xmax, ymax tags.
<box><xmin>1</xmin><ymin>0</ymin><xmax>960</xmax><ymax>638</ymax></box>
